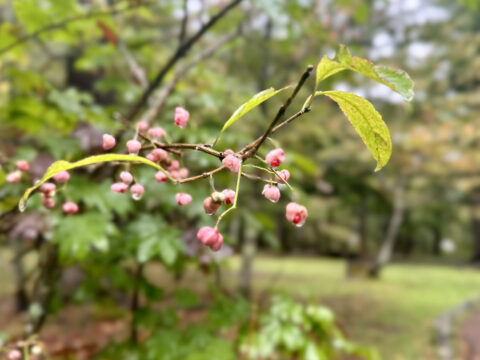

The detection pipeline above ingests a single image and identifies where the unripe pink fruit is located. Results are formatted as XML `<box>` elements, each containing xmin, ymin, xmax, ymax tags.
<box><xmin>222</xmin><ymin>150</ymin><xmax>241</xmax><ymax>173</ymax></box>
<box><xmin>275</xmin><ymin>169</ymin><xmax>290</xmax><ymax>184</ymax></box>
<box><xmin>126</xmin><ymin>139</ymin><xmax>142</xmax><ymax>154</ymax></box>
<box><xmin>170</xmin><ymin>168</ymin><xmax>189</xmax><ymax>180</ymax></box>
<box><xmin>266</xmin><ymin>148</ymin><xmax>285</xmax><ymax>168</ymax></box>
<box><xmin>222</xmin><ymin>189</ymin><xmax>235</xmax><ymax>205</ymax></box>
<box><xmin>111</xmin><ymin>182</ymin><xmax>128</xmax><ymax>193</ymax></box>
<box><xmin>153</xmin><ymin>148</ymin><xmax>168</xmax><ymax>162</ymax></box>
<box><xmin>63</xmin><ymin>201</ymin><xmax>79</xmax><ymax>215</ymax></box>
<box><xmin>40</xmin><ymin>182</ymin><xmax>56</xmax><ymax>195</ymax></box>
<box><xmin>174</xmin><ymin>106</ymin><xmax>189</xmax><ymax>129</ymax></box>
<box><xmin>168</xmin><ymin>160</ymin><xmax>180</xmax><ymax>171</ymax></box>
<box><xmin>148</xmin><ymin>127</ymin><xmax>166</xmax><ymax>139</ymax></box>
<box><xmin>196</xmin><ymin>226</ymin><xmax>223</xmax><ymax>251</ymax></box>
<box><xmin>146</xmin><ymin>153</ymin><xmax>157</xmax><ymax>162</ymax></box>
<box><xmin>6</xmin><ymin>171</ymin><xmax>22</xmax><ymax>183</ymax></box>
<box><xmin>155</xmin><ymin>171</ymin><xmax>168</xmax><ymax>182</ymax></box>
<box><xmin>42</xmin><ymin>196</ymin><xmax>55</xmax><ymax>209</ymax></box>
<box><xmin>16</xmin><ymin>160</ymin><xmax>30</xmax><ymax>171</ymax></box>
<box><xmin>53</xmin><ymin>170</ymin><xmax>70</xmax><ymax>183</ymax></box>
<box><xmin>203</xmin><ymin>197</ymin><xmax>221</xmax><ymax>216</ymax></box>
<box><xmin>262</xmin><ymin>184</ymin><xmax>281</xmax><ymax>203</ymax></box>
<box><xmin>176</xmin><ymin>192</ymin><xmax>192</xmax><ymax>206</ymax></box>
<box><xmin>136</xmin><ymin>120</ymin><xmax>149</xmax><ymax>132</ymax></box>
<box><xmin>130</xmin><ymin>184</ymin><xmax>145</xmax><ymax>201</ymax></box>
<box><xmin>120</xmin><ymin>171</ymin><xmax>133</xmax><ymax>185</ymax></box>
<box><xmin>102</xmin><ymin>134</ymin><xmax>116</xmax><ymax>150</ymax></box>
<box><xmin>286</xmin><ymin>202</ymin><xmax>308</xmax><ymax>227</ymax></box>
<box><xmin>7</xmin><ymin>349</ymin><xmax>22</xmax><ymax>360</ymax></box>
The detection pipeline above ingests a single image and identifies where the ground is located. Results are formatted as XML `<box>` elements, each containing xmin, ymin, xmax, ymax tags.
<box><xmin>1</xmin><ymin>255</ymin><xmax>480</xmax><ymax>359</ymax></box>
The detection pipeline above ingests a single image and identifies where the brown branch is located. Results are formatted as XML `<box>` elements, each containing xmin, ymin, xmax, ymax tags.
<box><xmin>240</xmin><ymin>65</ymin><xmax>314</xmax><ymax>158</ymax></box>
<box><xmin>0</xmin><ymin>2</ymin><xmax>149</xmax><ymax>56</ymax></box>
<box><xmin>178</xmin><ymin>0</ymin><xmax>189</xmax><ymax>46</ymax></box>
<box><xmin>138</xmin><ymin>25</ymin><xmax>242</xmax><ymax>125</ymax></box>
<box><xmin>125</xmin><ymin>0</ymin><xmax>243</xmax><ymax>122</ymax></box>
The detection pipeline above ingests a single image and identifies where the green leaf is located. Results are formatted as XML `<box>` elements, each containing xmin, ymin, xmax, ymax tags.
<box><xmin>214</xmin><ymin>86</ymin><xmax>291</xmax><ymax>144</ymax></box>
<box><xmin>337</xmin><ymin>45</ymin><xmax>414</xmax><ymax>101</ymax></box>
<box><xmin>18</xmin><ymin>154</ymin><xmax>172</xmax><ymax>212</ymax></box>
<box><xmin>316</xmin><ymin>91</ymin><xmax>392</xmax><ymax>171</ymax></box>
<box><xmin>315</xmin><ymin>55</ymin><xmax>345</xmax><ymax>88</ymax></box>
<box><xmin>52</xmin><ymin>212</ymin><xmax>112</xmax><ymax>261</ymax></box>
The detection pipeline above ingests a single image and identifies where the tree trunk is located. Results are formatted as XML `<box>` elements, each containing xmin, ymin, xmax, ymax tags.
<box><xmin>9</xmin><ymin>237</ymin><xmax>29</xmax><ymax>312</ymax></box>
<box><xmin>471</xmin><ymin>186</ymin><xmax>480</xmax><ymax>262</ymax></box>
<box><xmin>369</xmin><ymin>177</ymin><xmax>407</xmax><ymax>277</ymax></box>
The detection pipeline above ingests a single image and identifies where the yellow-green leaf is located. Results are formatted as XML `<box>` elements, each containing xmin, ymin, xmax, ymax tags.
<box><xmin>316</xmin><ymin>91</ymin><xmax>392</xmax><ymax>171</ymax></box>
<box><xmin>214</xmin><ymin>86</ymin><xmax>291</xmax><ymax>145</ymax></box>
<box><xmin>315</xmin><ymin>55</ymin><xmax>345</xmax><ymax>88</ymax></box>
<box><xmin>337</xmin><ymin>45</ymin><xmax>414</xmax><ymax>101</ymax></box>
<box><xmin>19</xmin><ymin>154</ymin><xmax>172</xmax><ymax>212</ymax></box>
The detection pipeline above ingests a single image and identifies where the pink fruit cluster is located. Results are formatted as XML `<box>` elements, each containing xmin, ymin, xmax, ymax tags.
<box><xmin>111</xmin><ymin>170</ymin><xmax>145</xmax><ymax>201</ymax></box>
<box><xmin>38</xmin><ymin>170</ymin><xmax>79</xmax><ymax>214</ymax></box>
<box><xmin>6</xmin><ymin>160</ymin><xmax>30</xmax><ymax>184</ymax></box>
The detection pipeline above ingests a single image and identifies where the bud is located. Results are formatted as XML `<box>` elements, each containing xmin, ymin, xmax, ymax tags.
<box><xmin>102</xmin><ymin>134</ymin><xmax>116</xmax><ymax>150</ymax></box>
<box><xmin>152</xmin><ymin>148</ymin><xmax>168</xmax><ymax>162</ymax></box>
<box><xmin>203</xmin><ymin>197</ymin><xmax>221</xmax><ymax>216</ymax></box>
<box><xmin>136</xmin><ymin>120</ymin><xmax>149</xmax><ymax>132</ymax></box>
<box><xmin>40</xmin><ymin>182</ymin><xmax>56</xmax><ymax>196</ymax></box>
<box><xmin>222</xmin><ymin>151</ymin><xmax>241</xmax><ymax>173</ymax></box>
<box><xmin>155</xmin><ymin>171</ymin><xmax>168</xmax><ymax>183</ymax></box>
<box><xmin>275</xmin><ymin>169</ymin><xmax>290</xmax><ymax>184</ymax></box>
<box><xmin>262</xmin><ymin>184</ymin><xmax>281</xmax><ymax>203</ymax></box>
<box><xmin>126</xmin><ymin>139</ymin><xmax>142</xmax><ymax>154</ymax></box>
<box><xmin>7</xmin><ymin>349</ymin><xmax>22</xmax><ymax>360</ymax></box>
<box><xmin>174</xmin><ymin>106</ymin><xmax>189</xmax><ymax>129</ymax></box>
<box><xmin>222</xmin><ymin>189</ymin><xmax>235</xmax><ymax>205</ymax></box>
<box><xmin>265</xmin><ymin>148</ymin><xmax>285</xmax><ymax>168</ymax></box>
<box><xmin>148</xmin><ymin>127</ymin><xmax>166</xmax><ymax>139</ymax></box>
<box><xmin>111</xmin><ymin>182</ymin><xmax>128</xmax><ymax>193</ymax></box>
<box><xmin>42</xmin><ymin>196</ymin><xmax>55</xmax><ymax>209</ymax></box>
<box><xmin>63</xmin><ymin>201</ymin><xmax>79</xmax><ymax>215</ymax></box>
<box><xmin>196</xmin><ymin>226</ymin><xmax>223</xmax><ymax>251</ymax></box>
<box><xmin>53</xmin><ymin>170</ymin><xmax>70</xmax><ymax>183</ymax></box>
<box><xmin>120</xmin><ymin>171</ymin><xmax>133</xmax><ymax>185</ymax></box>
<box><xmin>16</xmin><ymin>160</ymin><xmax>30</xmax><ymax>171</ymax></box>
<box><xmin>168</xmin><ymin>160</ymin><xmax>180</xmax><ymax>171</ymax></box>
<box><xmin>286</xmin><ymin>202</ymin><xmax>308</xmax><ymax>227</ymax></box>
<box><xmin>176</xmin><ymin>192</ymin><xmax>192</xmax><ymax>206</ymax></box>
<box><xmin>6</xmin><ymin>171</ymin><xmax>22</xmax><ymax>183</ymax></box>
<box><xmin>130</xmin><ymin>184</ymin><xmax>145</xmax><ymax>201</ymax></box>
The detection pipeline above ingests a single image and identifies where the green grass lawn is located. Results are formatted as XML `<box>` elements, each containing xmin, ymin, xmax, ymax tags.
<box><xmin>222</xmin><ymin>256</ymin><xmax>480</xmax><ymax>360</ymax></box>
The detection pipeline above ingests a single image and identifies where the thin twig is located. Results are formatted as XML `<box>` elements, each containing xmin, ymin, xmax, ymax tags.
<box><xmin>178</xmin><ymin>0</ymin><xmax>189</xmax><ymax>46</ymax></box>
<box><xmin>179</xmin><ymin>165</ymin><xmax>226</xmax><ymax>183</ymax></box>
<box><xmin>125</xmin><ymin>0</ymin><xmax>243</xmax><ymax>122</ymax></box>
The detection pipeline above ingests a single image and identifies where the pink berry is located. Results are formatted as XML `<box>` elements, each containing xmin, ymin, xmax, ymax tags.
<box><xmin>146</xmin><ymin>153</ymin><xmax>157</xmax><ymax>162</ymax></box>
<box><xmin>262</xmin><ymin>184</ymin><xmax>281</xmax><ymax>203</ymax></box>
<box><xmin>168</xmin><ymin>160</ymin><xmax>180</xmax><ymax>171</ymax></box>
<box><xmin>153</xmin><ymin>148</ymin><xmax>168</xmax><ymax>162</ymax></box>
<box><xmin>136</xmin><ymin>120</ymin><xmax>149</xmax><ymax>132</ymax></box>
<box><xmin>42</xmin><ymin>196</ymin><xmax>55</xmax><ymax>209</ymax></box>
<box><xmin>111</xmin><ymin>182</ymin><xmax>128</xmax><ymax>193</ymax></box>
<box><xmin>222</xmin><ymin>189</ymin><xmax>235</xmax><ymax>205</ymax></box>
<box><xmin>196</xmin><ymin>226</ymin><xmax>223</xmax><ymax>251</ymax></box>
<box><xmin>53</xmin><ymin>170</ymin><xmax>70</xmax><ymax>183</ymax></box>
<box><xmin>265</xmin><ymin>148</ymin><xmax>285</xmax><ymax>168</ymax></box>
<box><xmin>130</xmin><ymin>184</ymin><xmax>145</xmax><ymax>201</ymax></box>
<box><xmin>170</xmin><ymin>168</ymin><xmax>189</xmax><ymax>180</ymax></box>
<box><xmin>16</xmin><ymin>160</ymin><xmax>30</xmax><ymax>171</ymax></box>
<box><xmin>286</xmin><ymin>202</ymin><xmax>308</xmax><ymax>227</ymax></box>
<box><xmin>222</xmin><ymin>150</ymin><xmax>241</xmax><ymax>173</ymax></box>
<box><xmin>176</xmin><ymin>192</ymin><xmax>192</xmax><ymax>206</ymax></box>
<box><xmin>174</xmin><ymin>106</ymin><xmax>189</xmax><ymax>129</ymax></box>
<box><xmin>155</xmin><ymin>171</ymin><xmax>168</xmax><ymax>183</ymax></box>
<box><xmin>63</xmin><ymin>201</ymin><xmax>79</xmax><ymax>215</ymax></box>
<box><xmin>7</xmin><ymin>349</ymin><xmax>22</xmax><ymax>360</ymax></box>
<box><xmin>275</xmin><ymin>169</ymin><xmax>290</xmax><ymax>184</ymax></box>
<box><xmin>6</xmin><ymin>171</ymin><xmax>22</xmax><ymax>183</ymax></box>
<box><xmin>120</xmin><ymin>171</ymin><xmax>133</xmax><ymax>185</ymax></box>
<box><xmin>148</xmin><ymin>127</ymin><xmax>166</xmax><ymax>139</ymax></box>
<box><xmin>102</xmin><ymin>134</ymin><xmax>116</xmax><ymax>150</ymax></box>
<box><xmin>203</xmin><ymin>197</ymin><xmax>221</xmax><ymax>216</ymax></box>
<box><xmin>40</xmin><ymin>182</ymin><xmax>56</xmax><ymax>195</ymax></box>
<box><xmin>126</xmin><ymin>139</ymin><xmax>142</xmax><ymax>154</ymax></box>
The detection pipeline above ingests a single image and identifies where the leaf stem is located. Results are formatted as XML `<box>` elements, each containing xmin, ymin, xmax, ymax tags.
<box><xmin>216</xmin><ymin>161</ymin><xmax>243</xmax><ymax>227</ymax></box>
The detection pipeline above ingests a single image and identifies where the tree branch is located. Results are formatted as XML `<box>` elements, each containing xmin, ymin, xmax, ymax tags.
<box><xmin>0</xmin><ymin>2</ymin><xmax>148</xmax><ymax>56</ymax></box>
<box><xmin>124</xmin><ymin>0</ymin><xmax>243</xmax><ymax>122</ymax></box>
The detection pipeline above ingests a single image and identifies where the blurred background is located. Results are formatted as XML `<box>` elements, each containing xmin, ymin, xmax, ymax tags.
<box><xmin>1</xmin><ymin>0</ymin><xmax>480</xmax><ymax>359</ymax></box>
